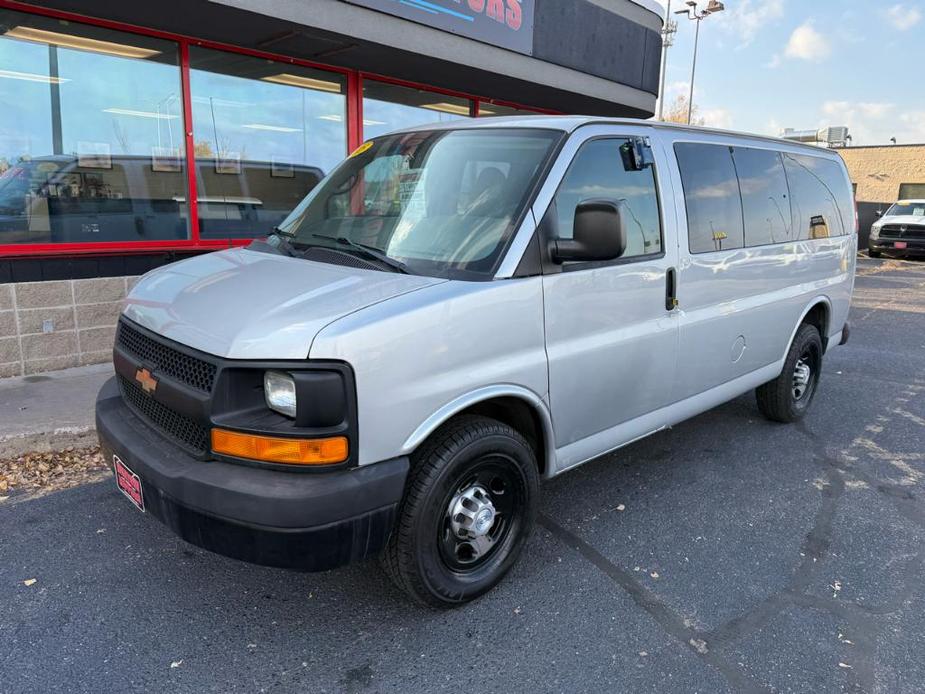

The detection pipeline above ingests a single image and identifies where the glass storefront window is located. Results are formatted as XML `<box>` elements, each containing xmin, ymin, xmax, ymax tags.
<box><xmin>362</xmin><ymin>81</ymin><xmax>472</xmax><ymax>140</ymax></box>
<box><xmin>0</xmin><ymin>11</ymin><xmax>188</xmax><ymax>245</ymax></box>
<box><xmin>188</xmin><ymin>48</ymin><xmax>347</xmax><ymax>239</ymax></box>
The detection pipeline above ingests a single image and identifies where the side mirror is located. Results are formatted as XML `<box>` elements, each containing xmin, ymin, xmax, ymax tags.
<box><xmin>551</xmin><ymin>199</ymin><xmax>628</xmax><ymax>264</ymax></box>
<box><xmin>875</xmin><ymin>210</ymin><xmax>883</xmax><ymax>217</ymax></box>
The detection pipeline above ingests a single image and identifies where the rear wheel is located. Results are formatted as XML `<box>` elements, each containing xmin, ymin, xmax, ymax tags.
<box><xmin>381</xmin><ymin>415</ymin><xmax>539</xmax><ymax>607</ymax></box>
<box><xmin>756</xmin><ymin>323</ymin><xmax>823</xmax><ymax>423</ymax></box>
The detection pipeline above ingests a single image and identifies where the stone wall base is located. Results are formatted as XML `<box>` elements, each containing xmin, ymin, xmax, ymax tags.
<box><xmin>0</xmin><ymin>277</ymin><xmax>139</xmax><ymax>378</ymax></box>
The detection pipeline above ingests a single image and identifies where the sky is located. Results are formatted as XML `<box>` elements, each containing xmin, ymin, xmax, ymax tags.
<box><xmin>652</xmin><ymin>0</ymin><xmax>925</xmax><ymax>146</ymax></box>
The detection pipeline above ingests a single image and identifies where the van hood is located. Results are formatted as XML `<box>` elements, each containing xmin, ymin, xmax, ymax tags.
<box><xmin>123</xmin><ymin>248</ymin><xmax>445</xmax><ymax>359</ymax></box>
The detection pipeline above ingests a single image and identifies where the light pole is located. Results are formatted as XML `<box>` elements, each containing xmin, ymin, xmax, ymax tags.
<box><xmin>656</xmin><ymin>0</ymin><xmax>678</xmax><ymax>121</ymax></box>
<box><xmin>675</xmin><ymin>0</ymin><xmax>725</xmax><ymax>124</ymax></box>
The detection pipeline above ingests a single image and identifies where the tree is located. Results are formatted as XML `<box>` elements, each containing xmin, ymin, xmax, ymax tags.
<box><xmin>661</xmin><ymin>94</ymin><xmax>705</xmax><ymax>126</ymax></box>
<box><xmin>194</xmin><ymin>140</ymin><xmax>214</xmax><ymax>157</ymax></box>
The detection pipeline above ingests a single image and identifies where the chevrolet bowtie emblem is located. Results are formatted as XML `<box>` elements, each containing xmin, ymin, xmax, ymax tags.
<box><xmin>135</xmin><ymin>367</ymin><xmax>158</xmax><ymax>394</ymax></box>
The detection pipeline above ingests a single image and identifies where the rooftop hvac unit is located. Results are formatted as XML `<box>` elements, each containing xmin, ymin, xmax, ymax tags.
<box><xmin>781</xmin><ymin>127</ymin><xmax>849</xmax><ymax>148</ymax></box>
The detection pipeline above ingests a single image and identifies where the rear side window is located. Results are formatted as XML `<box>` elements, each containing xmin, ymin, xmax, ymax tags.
<box><xmin>675</xmin><ymin>143</ymin><xmax>744</xmax><ymax>253</ymax></box>
<box><xmin>782</xmin><ymin>154</ymin><xmax>852</xmax><ymax>238</ymax></box>
<box><xmin>553</xmin><ymin>138</ymin><xmax>662</xmax><ymax>258</ymax></box>
<box><xmin>731</xmin><ymin>148</ymin><xmax>793</xmax><ymax>246</ymax></box>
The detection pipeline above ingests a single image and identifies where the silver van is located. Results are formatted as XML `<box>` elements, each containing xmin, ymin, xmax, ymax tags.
<box><xmin>96</xmin><ymin>117</ymin><xmax>856</xmax><ymax>606</ymax></box>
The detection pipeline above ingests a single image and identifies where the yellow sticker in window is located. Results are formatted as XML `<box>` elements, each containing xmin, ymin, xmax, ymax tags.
<box><xmin>349</xmin><ymin>141</ymin><xmax>374</xmax><ymax>158</ymax></box>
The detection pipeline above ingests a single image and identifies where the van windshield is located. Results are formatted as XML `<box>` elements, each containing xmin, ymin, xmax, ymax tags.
<box><xmin>275</xmin><ymin>128</ymin><xmax>561</xmax><ymax>279</ymax></box>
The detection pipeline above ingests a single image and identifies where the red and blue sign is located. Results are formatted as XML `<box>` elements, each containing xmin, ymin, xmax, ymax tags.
<box><xmin>344</xmin><ymin>0</ymin><xmax>534</xmax><ymax>54</ymax></box>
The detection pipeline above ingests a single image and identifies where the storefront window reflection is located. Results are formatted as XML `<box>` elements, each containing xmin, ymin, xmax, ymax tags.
<box><xmin>188</xmin><ymin>48</ymin><xmax>347</xmax><ymax>239</ymax></box>
<box><xmin>477</xmin><ymin>102</ymin><xmax>541</xmax><ymax>118</ymax></box>
<box><xmin>362</xmin><ymin>81</ymin><xmax>472</xmax><ymax>140</ymax></box>
<box><xmin>0</xmin><ymin>11</ymin><xmax>188</xmax><ymax>244</ymax></box>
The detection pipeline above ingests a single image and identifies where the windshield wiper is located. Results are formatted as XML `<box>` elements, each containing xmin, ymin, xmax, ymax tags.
<box><xmin>310</xmin><ymin>234</ymin><xmax>410</xmax><ymax>274</ymax></box>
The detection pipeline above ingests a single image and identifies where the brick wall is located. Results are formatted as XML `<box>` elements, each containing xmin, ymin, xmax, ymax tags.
<box><xmin>0</xmin><ymin>276</ymin><xmax>138</xmax><ymax>378</ymax></box>
<box><xmin>836</xmin><ymin>144</ymin><xmax>925</xmax><ymax>203</ymax></box>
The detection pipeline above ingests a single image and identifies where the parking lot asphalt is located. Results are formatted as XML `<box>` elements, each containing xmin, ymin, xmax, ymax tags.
<box><xmin>2</xmin><ymin>255</ymin><xmax>924</xmax><ymax>694</ymax></box>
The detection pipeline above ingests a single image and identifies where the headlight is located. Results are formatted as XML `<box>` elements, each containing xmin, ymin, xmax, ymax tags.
<box><xmin>264</xmin><ymin>370</ymin><xmax>297</xmax><ymax>418</ymax></box>
<box><xmin>870</xmin><ymin>225</ymin><xmax>880</xmax><ymax>238</ymax></box>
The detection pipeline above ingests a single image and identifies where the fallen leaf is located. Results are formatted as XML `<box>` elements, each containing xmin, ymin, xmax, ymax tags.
<box><xmin>650</xmin><ymin>571</ymin><xmax>660</xmax><ymax>579</ymax></box>
<box><xmin>170</xmin><ymin>660</ymin><xmax>183</xmax><ymax>669</ymax></box>
<box><xmin>23</xmin><ymin>578</ymin><xmax>37</xmax><ymax>587</ymax></box>
<box><xmin>839</xmin><ymin>662</ymin><xmax>852</xmax><ymax>669</ymax></box>
<box><xmin>616</xmin><ymin>504</ymin><xmax>626</xmax><ymax>512</ymax></box>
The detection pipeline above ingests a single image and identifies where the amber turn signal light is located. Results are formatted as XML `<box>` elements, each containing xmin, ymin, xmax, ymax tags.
<box><xmin>211</xmin><ymin>429</ymin><xmax>348</xmax><ymax>465</ymax></box>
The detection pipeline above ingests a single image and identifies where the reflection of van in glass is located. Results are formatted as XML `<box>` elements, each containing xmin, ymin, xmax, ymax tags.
<box><xmin>0</xmin><ymin>155</ymin><xmax>323</xmax><ymax>244</ymax></box>
<box><xmin>96</xmin><ymin>117</ymin><xmax>856</xmax><ymax>606</ymax></box>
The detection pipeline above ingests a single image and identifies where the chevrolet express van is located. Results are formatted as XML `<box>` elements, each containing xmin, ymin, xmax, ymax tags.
<box><xmin>96</xmin><ymin>117</ymin><xmax>856</xmax><ymax>606</ymax></box>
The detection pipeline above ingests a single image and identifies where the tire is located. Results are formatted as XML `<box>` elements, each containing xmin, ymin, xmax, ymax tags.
<box><xmin>868</xmin><ymin>250</ymin><xmax>882</xmax><ymax>258</ymax></box>
<box><xmin>381</xmin><ymin>415</ymin><xmax>540</xmax><ymax>607</ymax></box>
<box><xmin>756</xmin><ymin>323</ymin><xmax>823</xmax><ymax>423</ymax></box>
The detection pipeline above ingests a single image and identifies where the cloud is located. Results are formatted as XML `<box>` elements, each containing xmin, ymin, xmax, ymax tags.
<box><xmin>701</xmin><ymin>108</ymin><xmax>733</xmax><ymax>130</ymax></box>
<box><xmin>823</xmin><ymin>101</ymin><xmax>894</xmax><ymax>120</ymax></box>
<box><xmin>784</xmin><ymin>21</ymin><xmax>831</xmax><ymax>62</ymax></box>
<box><xmin>712</xmin><ymin>0</ymin><xmax>785</xmax><ymax>48</ymax></box>
<box><xmin>885</xmin><ymin>4</ymin><xmax>923</xmax><ymax>30</ymax></box>
<box><xmin>815</xmin><ymin>101</ymin><xmax>925</xmax><ymax>145</ymax></box>
<box><xmin>765</xmin><ymin>54</ymin><xmax>782</xmax><ymax>69</ymax></box>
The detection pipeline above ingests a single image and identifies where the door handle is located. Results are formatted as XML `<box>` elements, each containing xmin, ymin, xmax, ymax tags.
<box><xmin>665</xmin><ymin>267</ymin><xmax>678</xmax><ymax>311</ymax></box>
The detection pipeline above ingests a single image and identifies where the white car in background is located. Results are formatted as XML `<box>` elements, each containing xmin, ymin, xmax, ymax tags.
<box><xmin>869</xmin><ymin>200</ymin><xmax>925</xmax><ymax>258</ymax></box>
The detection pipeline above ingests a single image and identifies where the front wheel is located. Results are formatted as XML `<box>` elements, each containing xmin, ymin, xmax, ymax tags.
<box><xmin>868</xmin><ymin>249</ymin><xmax>882</xmax><ymax>258</ymax></box>
<box><xmin>381</xmin><ymin>415</ymin><xmax>539</xmax><ymax>607</ymax></box>
<box><xmin>756</xmin><ymin>323</ymin><xmax>823</xmax><ymax>423</ymax></box>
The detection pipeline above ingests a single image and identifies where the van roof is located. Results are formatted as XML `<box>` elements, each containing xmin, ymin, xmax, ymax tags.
<box><xmin>388</xmin><ymin>115</ymin><xmax>836</xmax><ymax>155</ymax></box>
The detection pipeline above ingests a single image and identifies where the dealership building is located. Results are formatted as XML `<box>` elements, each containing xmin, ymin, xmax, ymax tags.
<box><xmin>0</xmin><ymin>0</ymin><xmax>663</xmax><ymax>377</ymax></box>
<box><xmin>834</xmin><ymin>144</ymin><xmax>925</xmax><ymax>249</ymax></box>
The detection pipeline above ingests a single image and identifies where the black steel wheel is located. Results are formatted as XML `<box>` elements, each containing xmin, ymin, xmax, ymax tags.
<box><xmin>381</xmin><ymin>415</ymin><xmax>539</xmax><ymax>607</ymax></box>
<box><xmin>756</xmin><ymin>323</ymin><xmax>823</xmax><ymax>423</ymax></box>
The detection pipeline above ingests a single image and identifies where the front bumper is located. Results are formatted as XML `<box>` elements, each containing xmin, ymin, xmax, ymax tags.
<box><xmin>96</xmin><ymin>377</ymin><xmax>408</xmax><ymax>571</ymax></box>
<box><xmin>869</xmin><ymin>237</ymin><xmax>925</xmax><ymax>256</ymax></box>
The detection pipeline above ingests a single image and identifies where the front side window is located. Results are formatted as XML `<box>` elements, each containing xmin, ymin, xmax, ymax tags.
<box><xmin>552</xmin><ymin>138</ymin><xmax>662</xmax><ymax>258</ymax></box>
<box><xmin>277</xmin><ymin>128</ymin><xmax>561</xmax><ymax>279</ymax></box>
<box><xmin>783</xmin><ymin>153</ymin><xmax>851</xmax><ymax>239</ymax></box>
<box><xmin>0</xmin><ymin>11</ymin><xmax>187</xmax><ymax>245</ymax></box>
<box><xmin>675</xmin><ymin>143</ymin><xmax>745</xmax><ymax>253</ymax></box>
<box><xmin>188</xmin><ymin>48</ymin><xmax>347</xmax><ymax>240</ymax></box>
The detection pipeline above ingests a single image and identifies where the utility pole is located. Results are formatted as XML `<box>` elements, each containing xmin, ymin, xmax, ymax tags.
<box><xmin>675</xmin><ymin>1</ymin><xmax>725</xmax><ymax>125</ymax></box>
<box><xmin>656</xmin><ymin>0</ymin><xmax>678</xmax><ymax>121</ymax></box>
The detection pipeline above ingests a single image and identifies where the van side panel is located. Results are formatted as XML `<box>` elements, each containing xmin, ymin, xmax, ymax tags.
<box><xmin>309</xmin><ymin>278</ymin><xmax>549</xmax><ymax>467</ymax></box>
<box><xmin>659</xmin><ymin>131</ymin><xmax>855</xmax><ymax>403</ymax></box>
<box><xmin>671</xmin><ymin>238</ymin><xmax>853</xmax><ymax>401</ymax></box>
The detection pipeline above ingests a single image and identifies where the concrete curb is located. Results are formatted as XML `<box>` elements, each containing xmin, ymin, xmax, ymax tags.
<box><xmin>0</xmin><ymin>363</ymin><xmax>111</xmax><ymax>459</ymax></box>
<box><xmin>0</xmin><ymin>426</ymin><xmax>99</xmax><ymax>459</ymax></box>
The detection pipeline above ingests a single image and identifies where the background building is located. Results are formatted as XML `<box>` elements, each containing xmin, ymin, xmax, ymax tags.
<box><xmin>835</xmin><ymin>144</ymin><xmax>925</xmax><ymax>249</ymax></box>
<box><xmin>0</xmin><ymin>0</ymin><xmax>663</xmax><ymax>377</ymax></box>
